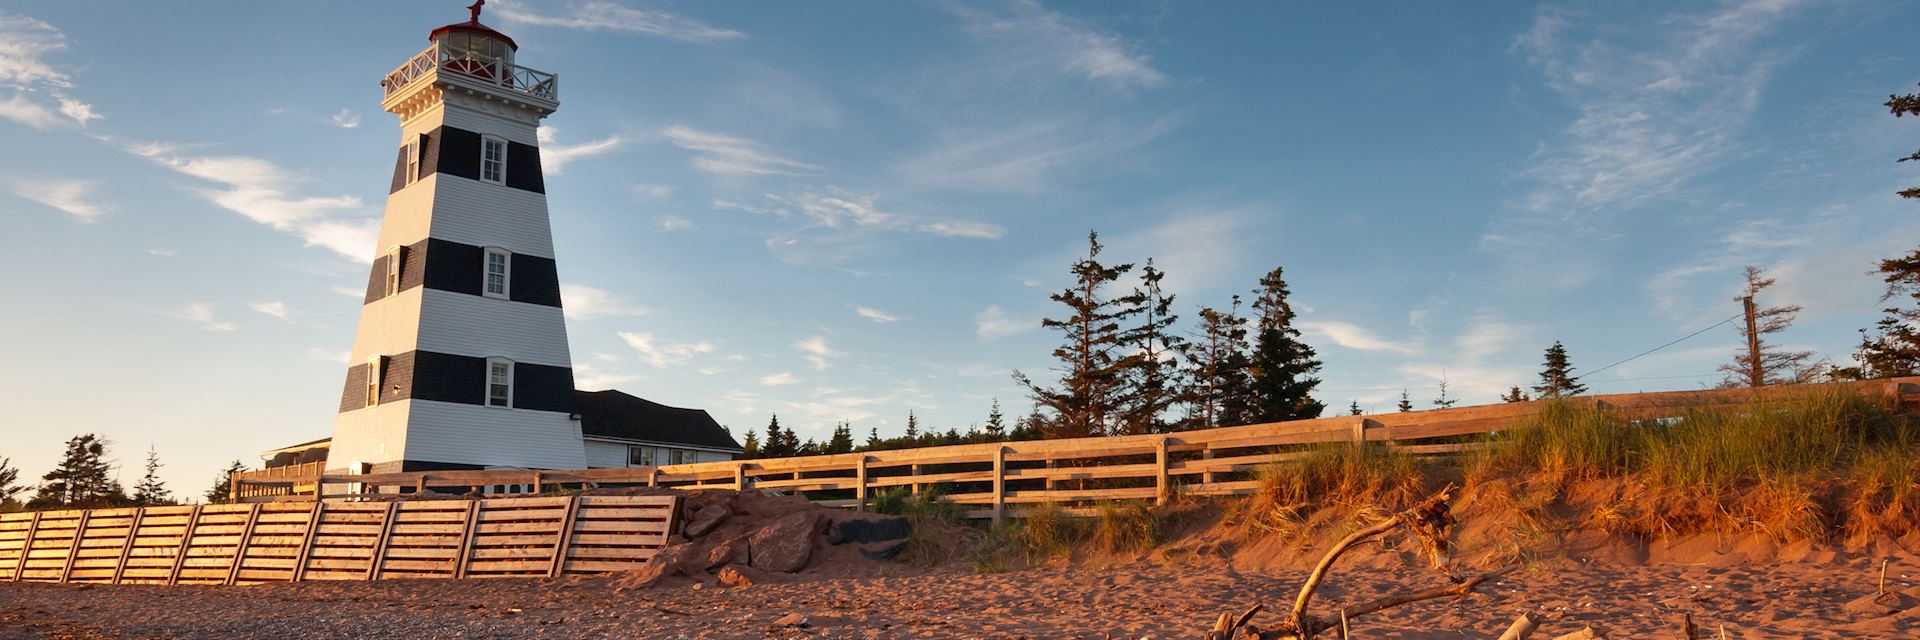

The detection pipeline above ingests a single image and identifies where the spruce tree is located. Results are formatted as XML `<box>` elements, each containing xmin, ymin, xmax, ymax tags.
<box><xmin>904</xmin><ymin>410</ymin><xmax>920</xmax><ymax>441</ymax></box>
<box><xmin>983</xmin><ymin>399</ymin><xmax>1006</xmax><ymax>440</ymax></box>
<box><xmin>865</xmin><ymin>427</ymin><xmax>881</xmax><ymax>449</ymax></box>
<box><xmin>739</xmin><ymin>429</ymin><xmax>761</xmax><ymax>459</ymax></box>
<box><xmin>825</xmin><ymin>422</ymin><xmax>854</xmax><ymax>454</ymax></box>
<box><xmin>1533</xmin><ymin>341</ymin><xmax>1588</xmax><ymax>398</ymax></box>
<box><xmin>1014</xmin><ymin>231</ymin><xmax>1144</xmax><ymax>438</ymax></box>
<box><xmin>132</xmin><ymin>445</ymin><xmax>174</xmax><ymax>507</ymax></box>
<box><xmin>1886</xmin><ymin>83</ymin><xmax>1920</xmax><ymax>200</ymax></box>
<box><xmin>1845</xmin><ymin>252</ymin><xmax>1920</xmax><ymax>378</ymax></box>
<box><xmin>1182</xmin><ymin>296</ymin><xmax>1255</xmax><ymax>429</ymax></box>
<box><xmin>204</xmin><ymin>460</ymin><xmax>246</xmax><ymax>505</ymax></box>
<box><xmin>1247</xmin><ymin>266</ymin><xmax>1325</xmax><ymax>421</ymax></box>
<box><xmin>1396</xmin><ymin>390</ymin><xmax>1414</xmax><ymax>413</ymax></box>
<box><xmin>0</xmin><ymin>457</ymin><xmax>21</xmax><ymax>511</ymax></box>
<box><xmin>1347</xmin><ymin>400</ymin><xmax>1362</xmax><ymax>416</ymax></box>
<box><xmin>29</xmin><ymin>434</ymin><xmax>127</xmax><ymax>509</ymax></box>
<box><xmin>761</xmin><ymin>414</ymin><xmax>797</xmax><ymax>458</ymax></box>
<box><xmin>1117</xmin><ymin>258</ymin><xmax>1184</xmax><ymax>435</ymax></box>
<box><xmin>1499</xmin><ymin>386</ymin><xmax>1531</xmax><ymax>403</ymax></box>
<box><xmin>1719</xmin><ymin>266</ymin><xmax>1813</xmax><ymax>387</ymax></box>
<box><xmin>1431</xmin><ymin>373</ymin><xmax>1458</xmax><ymax>409</ymax></box>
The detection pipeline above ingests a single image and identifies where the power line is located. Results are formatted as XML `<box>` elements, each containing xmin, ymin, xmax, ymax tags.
<box><xmin>1573</xmin><ymin>313</ymin><xmax>1742</xmax><ymax>382</ymax></box>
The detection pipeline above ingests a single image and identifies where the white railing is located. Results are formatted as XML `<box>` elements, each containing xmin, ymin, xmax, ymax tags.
<box><xmin>382</xmin><ymin>43</ymin><xmax>559</xmax><ymax>102</ymax></box>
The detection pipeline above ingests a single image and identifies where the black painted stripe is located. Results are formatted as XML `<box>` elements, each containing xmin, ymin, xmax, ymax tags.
<box><xmin>388</xmin><ymin>125</ymin><xmax>545</xmax><ymax>195</ymax></box>
<box><xmin>339</xmin><ymin>350</ymin><xmax>576</xmax><ymax>414</ymax></box>
<box><xmin>361</xmin><ymin>238</ymin><xmax>562</xmax><ymax>308</ymax></box>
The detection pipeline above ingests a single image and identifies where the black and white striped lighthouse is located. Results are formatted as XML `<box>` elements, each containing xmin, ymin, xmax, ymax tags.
<box><xmin>327</xmin><ymin>2</ymin><xmax>585</xmax><ymax>474</ymax></box>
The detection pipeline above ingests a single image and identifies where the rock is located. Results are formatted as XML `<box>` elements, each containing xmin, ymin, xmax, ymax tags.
<box><xmin>614</xmin><ymin>543</ymin><xmax>706</xmax><ymax>590</ymax></box>
<box><xmin>773</xmin><ymin>613</ymin><xmax>809</xmax><ymax>628</ymax></box>
<box><xmin>748</xmin><ymin>511</ymin><xmax>823</xmax><ymax>573</ymax></box>
<box><xmin>683</xmin><ymin>503</ymin><xmax>732</xmax><ymax>538</ymax></box>
<box><xmin>827</xmin><ymin>517</ymin><xmax>910</xmax><ymax>545</ymax></box>
<box><xmin>705</xmin><ymin>535</ymin><xmax>749</xmax><ymax>570</ymax></box>
<box><xmin>716</xmin><ymin>565</ymin><xmax>755</xmax><ymax>588</ymax></box>
<box><xmin>858</xmin><ymin>539</ymin><xmax>909</xmax><ymax>561</ymax></box>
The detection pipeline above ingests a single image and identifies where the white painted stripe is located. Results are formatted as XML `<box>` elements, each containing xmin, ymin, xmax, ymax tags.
<box><xmin>347</xmin><ymin>287</ymin><xmax>424</xmax><ymax>364</ymax></box>
<box><xmin>415</xmin><ymin>287</ymin><xmax>572</xmax><ymax>367</ymax></box>
<box><xmin>425</xmin><ymin>175</ymin><xmax>556</xmax><ymax>258</ymax></box>
<box><xmin>401</xmin><ymin>400</ymin><xmax>585</xmax><ymax>469</ymax></box>
<box><xmin>326</xmin><ymin>401</ymin><xmax>414</xmax><ymax>470</ymax></box>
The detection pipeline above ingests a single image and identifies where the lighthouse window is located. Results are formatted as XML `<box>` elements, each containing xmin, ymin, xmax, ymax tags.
<box><xmin>487</xmin><ymin>358</ymin><xmax>513</xmax><ymax>408</ymax></box>
<box><xmin>481</xmin><ymin>137</ymin><xmax>506</xmax><ymax>184</ymax></box>
<box><xmin>384</xmin><ymin>246</ymin><xmax>403</xmax><ymax>297</ymax></box>
<box><xmin>365</xmin><ymin>355</ymin><xmax>386</xmax><ymax>408</ymax></box>
<box><xmin>404</xmin><ymin>138</ymin><xmax>422</xmax><ymax>185</ymax></box>
<box><xmin>484</xmin><ymin>248</ymin><xmax>511</xmax><ymax>298</ymax></box>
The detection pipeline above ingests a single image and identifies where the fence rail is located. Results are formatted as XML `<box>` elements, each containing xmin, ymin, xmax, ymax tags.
<box><xmin>0</xmin><ymin>495</ymin><xmax>676</xmax><ymax>585</ymax></box>
<box><xmin>237</xmin><ymin>378</ymin><xmax>1920</xmax><ymax>521</ymax></box>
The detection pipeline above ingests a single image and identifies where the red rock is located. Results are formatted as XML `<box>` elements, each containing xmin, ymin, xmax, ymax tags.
<box><xmin>683</xmin><ymin>503</ymin><xmax>732</xmax><ymax>538</ymax></box>
<box><xmin>748</xmin><ymin>511</ymin><xmax>823</xmax><ymax>573</ymax></box>
<box><xmin>716</xmin><ymin>565</ymin><xmax>755</xmax><ymax>587</ymax></box>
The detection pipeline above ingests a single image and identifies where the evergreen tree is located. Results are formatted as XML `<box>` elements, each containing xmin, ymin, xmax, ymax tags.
<box><xmin>1182</xmin><ymin>296</ymin><xmax>1255</xmax><ymax>429</ymax></box>
<box><xmin>29</xmin><ymin>434</ymin><xmax>127</xmax><ymax>509</ymax></box>
<box><xmin>1719</xmin><ymin>266</ymin><xmax>1813</xmax><ymax>387</ymax></box>
<box><xmin>904</xmin><ymin>410</ymin><xmax>920</xmax><ymax>441</ymax></box>
<box><xmin>1014</xmin><ymin>231</ymin><xmax>1144</xmax><ymax>438</ymax></box>
<box><xmin>1396</xmin><ymin>390</ymin><xmax>1414</xmax><ymax>413</ymax></box>
<box><xmin>1247</xmin><ymin>266</ymin><xmax>1325</xmax><ymax>421</ymax></box>
<box><xmin>825</xmin><ymin>422</ymin><xmax>855</xmax><ymax>454</ymax></box>
<box><xmin>866</xmin><ymin>426</ymin><xmax>881</xmax><ymax>449</ymax></box>
<box><xmin>132</xmin><ymin>445</ymin><xmax>173</xmax><ymax>507</ymax></box>
<box><xmin>739</xmin><ymin>429</ymin><xmax>761</xmax><ymax>459</ymax></box>
<box><xmin>0</xmin><ymin>457</ymin><xmax>22</xmax><ymax>511</ymax></box>
<box><xmin>1499</xmin><ymin>386</ymin><xmax>1532</xmax><ymax>403</ymax></box>
<box><xmin>1844</xmin><ymin>252</ymin><xmax>1920</xmax><ymax>378</ymax></box>
<box><xmin>1431</xmin><ymin>373</ymin><xmax>1458</xmax><ymax>409</ymax></box>
<box><xmin>1885</xmin><ymin>83</ymin><xmax>1920</xmax><ymax>200</ymax></box>
<box><xmin>1347</xmin><ymin>400</ymin><xmax>1362</xmax><ymax>416</ymax></box>
<box><xmin>1533</xmin><ymin>341</ymin><xmax>1588</xmax><ymax>398</ymax></box>
<box><xmin>761</xmin><ymin>414</ymin><xmax>799</xmax><ymax>458</ymax></box>
<box><xmin>983</xmin><ymin>399</ymin><xmax>1006</xmax><ymax>440</ymax></box>
<box><xmin>205</xmin><ymin>460</ymin><xmax>246</xmax><ymax>504</ymax></box>
<box><xmin>1117</xmin><ymin>259</ymin><xmax>1184</xmax><ymax>435</ymax></box>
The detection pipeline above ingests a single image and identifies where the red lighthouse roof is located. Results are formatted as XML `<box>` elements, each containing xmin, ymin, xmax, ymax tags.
<box><xmin>429</xmin><ymin>0</ymin><xmax>518</xmax><ymax>50</ymax></box>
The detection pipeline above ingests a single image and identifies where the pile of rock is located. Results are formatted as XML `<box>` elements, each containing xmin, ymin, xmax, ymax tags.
<box><xmin>614</xmin><ymin>489</ymin><xmax>911</xmax><ymax>590</ymax></box>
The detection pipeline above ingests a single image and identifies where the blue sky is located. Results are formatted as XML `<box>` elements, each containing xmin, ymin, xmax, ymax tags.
<box><xmin>1</xmin><ymin>0</ymin><xmax>1917</xmax><ymax>495</ymax></box>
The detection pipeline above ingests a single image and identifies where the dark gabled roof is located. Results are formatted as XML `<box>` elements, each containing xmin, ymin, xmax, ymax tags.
<box><xmin>576</xmin><ymin>389</ymin><xmax>741</xmax><ymax>451</ymax></box>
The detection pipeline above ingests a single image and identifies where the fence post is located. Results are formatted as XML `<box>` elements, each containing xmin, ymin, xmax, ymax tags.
<box><xmin>648</xmin><ymin>467</ymin><xmax>660</xmax><ymax>488</ymax></box>
<box><xmin>58</xmin><ymin>510</ymin><xmax>91</xmax><ymax>584</ymax></box>
<box><xmin>547</xmin><ymin>495</ymin><xmax>582</xmax><ymax>578</ymax></box>
<box><xmin>290</xmin><ymin>502</ymin><xmax>324</xmax><ymax>583</ymax></box>
<box><xmin>991</xmin><ymin>446</ymin><xmax>1006</xmax><ymax>526</ymax></box>
<box><xmin>452</xmin><ymin>500</ymin><xmax>481</xmax><ymax>579</ymax></box>
<box><xmin>165</xmin><ymin>505</ymin><xmax>202</xmax><ymax>586</ymax></box>
<box><xmin>910</xmin><ymin>464</ymin><xmax>923</xmax><ymax>496</ymax></box>
<box><xmin>365</xmin><ymin>502</ymin><xmax>399</xmax><ymax>581</ymax></box>
<box><xmin>1155</xmin><ymin>437</ymin><xmax>1171</xmax><ymax>506</ymax></box>
<box><xmin>225</xmin><ymin>503</ymin><xmax>262</xmax><ymax>586</ymax></box>
<box><xmin>532</xmin><ymin>472</ymin><xmax>543</xmax><ymax>495</ymax></box>
<box><xmin>734</xmin><ymin>462</ymin><xmax>747</xmax><ymax>492</ymax></box>
<box><xmin>1201</xmin><ymin>448</ymin><xmax>1216</xmax><ymax>486</ymax></box>
<box><xmin>10</xmin><ymin>511</ymin><xmax>40</xmax><ymax>582</ymax></box>
<box><xmin>1351</xmin><ymin>417</ymin><xmax>1367</xmax><ymax>447</ymax></box>
<box><xmin>110</xmin><ymin>508</ymin><xmax>144</xmax><ymax>585</ymax></box>
<box><xmin>855</xmin><ymin>456</ymin><xmax>869</xmax><ymax>512</ymax></box>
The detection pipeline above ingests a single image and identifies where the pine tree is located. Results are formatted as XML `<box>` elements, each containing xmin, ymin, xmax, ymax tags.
<box><xmin>205</xmin><ymin>460</ymin><xmax>246</xmax><ymax>504</ymax></box>
<box><xmin>865</xmin><ymin>426</ymin><xmax>881</xmax><ymax>449</ymax></box>
<box><xmin>1247</xmin><ymin>266</ymin><xmax>1325</xmax><ymax>421</ymax></box>
<box><xmin>1885</xmin><ymin>83</ymin><xmax>1920</xmax><ymax>200</ymax></box>
<box><xmin>904</xmin><ymin>410</ymin><xmax>920</xmax><ymax>441</ymax></box>
<box><xmin>1431</xmin><ymin>372</ymin><xmax>1458</xmax><ymax>409</ymax></box>
<box><xmin>1347</xmin><ymin>400</ymin><xmax>1362</xmax><ymax>416</ymax></box>
<box><xmin>131</xmin><ymin>445</ymin><xmax>174</xmax><ymax>507</ymax></box>
<box><xmin>1499</xmin><ymin>386</ymin><xmax>1531</xmax><ymax>403</ymax></box>
<box><xmin>1719</xmin><ymin>266</ymin><xmax>1813</xmax><ymax>387</ymax></box>
<box><xmin>983</xmin><ymin>399</ymin><xmax>1006</xmax><ymax>440</ymax></box>
<box><xmin>739</xmin><ymin>429</ymin><xmax>761</xmax><ymax>459</ymax></box>
<box><xmin>1396</xmin><ymin>390</ymin><xmax>1414</xmax><ymax>413</ymax></box>
<box><xmin>1014</xmin><ymin>231</ymin><xmax>1144</xmax><ymax>438</ymax></box>
<box><xmin>1533</xmin><ymin>341</ymin><xmax>1588</xmax><ymax>398</ymax></box>
<box><xmin>0</xmin><ymin>457</ymin><xmax>22</xmax><ymax>511</ymax></box>
<box><xmin>761</xmin><ymin>414</ymin><xmax>798</xmax><ymax>458</ymax></box>
<box><xmin>1182</xmin><ymin>296</ymin><xmax>1255</xmax><ymax>429</ymax></box>
<box><xmin>825</xmin><ymin>422</ymin><xmax>855</xmax><ymax>454</ymax></box>
<box><xmin>1842</xmin><ymin>252</ymin><xmax>1920</xmax><ymax>379</ymax></box>
<box><xmin>29</xmin><ymin>434</ymin><xmax>128</xmax><ymax>509</ymax></box>
<box><xmin>1117</xmin><ymin>258</ymin><xmax>1184</xmax><ymax>435</ymax></box>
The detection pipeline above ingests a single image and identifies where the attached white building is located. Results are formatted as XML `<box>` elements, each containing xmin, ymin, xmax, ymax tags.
<box><xmin>267</xmin><ymin>5</ymin><xmax>738</xmax><ymax>475</ymax></box>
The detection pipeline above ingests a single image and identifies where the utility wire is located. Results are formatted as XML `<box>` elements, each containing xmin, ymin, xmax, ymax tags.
<box><xmin>1573</xmin><ymin>313</ymin><xmax>1743</xmax><ymax>382</ymax></box>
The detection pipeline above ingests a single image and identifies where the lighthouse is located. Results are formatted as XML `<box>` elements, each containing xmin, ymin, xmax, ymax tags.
<box><xmin>325</xmin><ymin>2</ymin><xmax>587</xmax><ymax>474</ymax></box>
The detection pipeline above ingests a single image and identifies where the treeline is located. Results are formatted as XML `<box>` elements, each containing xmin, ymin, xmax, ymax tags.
<box><xmin>0</xmin><ymin>434</ymin><xmax>251</xmax><ymax>512</ymax></box>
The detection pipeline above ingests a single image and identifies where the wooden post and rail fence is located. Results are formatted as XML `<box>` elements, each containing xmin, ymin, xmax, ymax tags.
<box><xmin>223</xmin><ymin>377</ymin><xmax>1920</xmax><ymax>521</ymax></box>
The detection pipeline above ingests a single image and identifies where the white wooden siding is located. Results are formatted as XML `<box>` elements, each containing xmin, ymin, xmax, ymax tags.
<box><xmin>376</xmin><ymin>173</ymin><xmax>439</xmax><ymax>251</ymax></box>
<box><xmin>402</xmin><ymin>399</ymin><xmax>586</xmax><ymax>469</ymax></box>
<box><xmin>415</xmin><ymin>288</ymin><xmax>572</xmax><ymax>367</ymax></box>
<box><xmin>438</xmin><ymin>101</ymin><xmax>540</xmax><ymax>146</ymax></box>
<box><xmin>424</xmin><ymin>176</ymin><xmax>556</xmax><ymax>258</ymax></box>
<box><xmin>348</xmin><ymin>287</ymin><xmax>425</xmax><ymax>364</ymax></box>
<box><xmin>583</xmin><ymin>439</ymin><xmax>628</xmax><ymax>468</ymax></box>
<box><xmin>326</xmin><ymin>401</ymin><xmax>413</xmax><ymax>471</ymax></box>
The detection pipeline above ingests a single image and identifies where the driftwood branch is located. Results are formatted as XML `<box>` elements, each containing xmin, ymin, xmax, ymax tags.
<box><xmin>1337</xmin><ymin>563</ymin><xmax>1517</xmax><ymax>622</ymax></box>
<box><xmin>1288</xmin><ymin>485</ymin><xmax>1459</xmax><ymax>637</ymax></box>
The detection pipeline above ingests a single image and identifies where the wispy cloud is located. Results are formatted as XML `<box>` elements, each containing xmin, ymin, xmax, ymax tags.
<box><xmin>975</xmin><ymin>305</ymin><xmax>1032</xmax><ymax>339</ymax></box>
<box><xmin>658</xmin><ymin>215</ymin><xmax>692</xmax><ymax>232</ymax></box>
<box><xmin>536</xmin><ymin>127</ymin><xmax>622</xmax><ymax>174</ymax></box>
<box><xmin>794</xmin><ymin>336</ymin><xmax>844</xmax><ymax>370</ymax></box>
<box><xmin>158</xmin><ymin>303</ymin><xmax>237</xmax><ymax>332</ymax></box>
<box><xmin>8</xmin><ymin>177</ymin><xmax>109</xmax><ymax>222</ymax></box>
<box><xmin>897</xmin><ymin>115</ymin><xmax>1179</xmax><ymax>193</ymax></box>
<box><xmin>247</xmin><ymin>301</ymin><xmax>292</xmax><ymax>321</ymax></box>
<box><xmin>944</xmin><ymin>0</ymin><xmax>1164</xmax><ymax>91</ymax></box>
<box><xmin>329</xmin><ymin>108</ymin><xmax>360</xmax><ymax>129</ymax></box>
<box><xmin>493</xmin><ymin>0</ymin><xmax>746</xmax><ymax>43</ymax></box>
<box><xmin>561</xmin><ymin>284</ymin><xmax>650</xmax><ymax>320</ymax></box>
<box><xmin>760</xmin><ymin>371</ymin><xmax>800</xmax><ymax>386</ymax></box>
<box><xmin>1486</xmin><ymin>0</ymin><xmax>1808</xmax><ymax>287</ymax></box>
<box><xmin>129</xmin><ymin>142</ymin><xmax>376</xmax><ymax>261</ymax></box>
<box><xmin>632</xmin><ymin>183</ymin><xmax>674</xmax><ymax>200</ymax></box>
<box><xmin>1299</xmin><ymin>320</ymin><xmax>1420</xmax><ymax>355</ymax></box>
<box><xmin>732</xmin><ymin>187</ymin><xmax>1004</xmax><ymax>240</ymax></box>
<box><xmin>618</xmin><ymin>330</ymin><xmax>716</xmax><ymax>367</ymax></box>
<box><xmin>0</xmin><ymin>13</ymin><xmax>99</xmax><ymax>129</ymax></box>
<box><xmin>855</xmin><ymin>306</ymin><xmax>899</xmax><ymax>323</ymax></box>
<box><xmin>660</xmin><ymin>125</ymin><xmax>821</xmax><ymax>177</ymax></box>
<box><xmin>573</xmin><ymin>362</ymin><xmax>640</xmax><ymax>390</ymax></box>
<box><xmin>148</xmin><ymin>248</ymin><xmax>178</xmax><ymax>257</ymax></box>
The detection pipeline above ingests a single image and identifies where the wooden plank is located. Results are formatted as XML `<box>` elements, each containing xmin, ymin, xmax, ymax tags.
<box><xmin>855</xmin><ymin>456</ymin><xmax>869</xmax><ymax>512</ymax></box>
<box><xmin>365</xmin><ymin>502</ymin><xmax>398</xmax><ymax>581</ymax></box>
<box><xmin>224</xmin><ymin>503</ymin><xmax>263</xmax><ymax>586</ymax></box>
<box><xmin>164</xmin><ymin>505</ymin><xmax>202</xmax><ymax>586</ymax></box>
<box><xmin>57</xmin><ymin>510</ymin><xmax>90</xmax><ymax>584</ymax></box>
<box><xmin>451</xmin><ymin>500</ymin><xmax>481</xmax><ymax>580</ymax></box>
<box><xmin>991</xmin><ymin>446</ymin><xmax>1006</xmax><ymax>525</ymax></box>
<box><xmin>547</xmin><ymin>495</ymin><xmax>580</xmax><ymax>578</ymax></box>
<box><xmin>1154</xmin><ymin>437</ymin><xmax>1170</xmax><ymax>506</ymax></box>
<box><xmin>109</xmin><ymin>508</ymin><xmax>144</xmax><ymax>585</ymax></box>
<box><xmin>577</xmin><ymin>495</ymin><xmax>679</xmax><ymax>507</ymax></box>
<box><xmin>9</xmin><ymin>511</ymin><xmax>40</xmax><ymax>582</ymax></box>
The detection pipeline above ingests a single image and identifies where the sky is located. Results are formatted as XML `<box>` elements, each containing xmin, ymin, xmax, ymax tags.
<box><xmin>1</xmin><ymin>0</ymin><xmax>1917</xmax><ymax>498</ymax></box>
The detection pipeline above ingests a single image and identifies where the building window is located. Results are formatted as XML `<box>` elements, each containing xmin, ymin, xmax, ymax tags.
<box><xmin>365</xmin><ymin>355</ymin><xmax>386</xmax><ymax>407</ymax></box>
<box><xmin>627</xmin><ymin>446</ymin><xmax>654</xmax><ymax>467</ymax></box>
<box><xmin>481</xmin><ymin>137</ymin><xmax>506</xmax><ymax>184</ymax></box>
<box><xmin>483</xmin><ymin>248</ymin><xmax>510</xmax><ymax>298</ymax></box>
<box><xmin>404</xmin><ymin>137</ymin><xmax>424</xmax><ymax>185</ymax></box>
<box><xmin>384</xmin><ymin>246</ymin><xmax>403</xmax><ymax>297</ymax></box>
<box><xmin>487</xmin><ymin>358</ymin><xmax>513</xmax><ymax>408</ymax></box>
<box><xmin>669</xmin><ymin>450</ymin><xmax>687</xmax><ymax>466</ymax></box>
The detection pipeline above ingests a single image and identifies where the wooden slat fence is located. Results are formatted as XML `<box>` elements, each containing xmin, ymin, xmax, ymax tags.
<box><xmin>0</xmin><ymin>495</ymin><xmax>677</xmax><ymax>586</ymax></box>
<box><xmin>237</xmin><ymin>377</ymin><xmax>1920</xmax><ymax>522</ymax></box>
